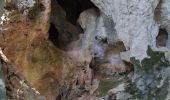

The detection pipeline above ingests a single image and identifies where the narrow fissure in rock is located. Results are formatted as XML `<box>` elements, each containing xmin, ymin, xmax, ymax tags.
<box><xmin>48</xmin><ymin>23</ymin><xmax>60</xmax><ymax>47</ymax></box>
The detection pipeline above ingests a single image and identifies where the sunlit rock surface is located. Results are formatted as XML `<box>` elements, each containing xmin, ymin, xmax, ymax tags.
<box><xmin>0</xmin><ymin>50</ymin><xmax>45</xmax><ymax>100</ymax></box>
<box><xmin>90</xmin><ymin>0</ymin><xmax>170</xmax><ymax>99</ymax></box>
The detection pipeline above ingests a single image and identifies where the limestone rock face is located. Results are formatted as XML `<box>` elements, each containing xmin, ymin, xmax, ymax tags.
<box><xmin>90</xmin><ymin>0</ymin><xmax>170</xmax><ymax>99</ymax></box>
<box><xmin>0</xmin><ymin>0</ymin><xmax>98</xmax><ymax>99</ymax></box>
<box><xmin>1</xmin><ymin>0</ymin><xmax>170</xmax><ymax>99</ymax></box>
<box><xmin>91</xmin><ymin>0</ymin><xmax>160</xmax><ymax>61</ymax></box>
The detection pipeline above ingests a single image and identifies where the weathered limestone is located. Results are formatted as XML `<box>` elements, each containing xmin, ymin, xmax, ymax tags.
<box><xmin>91</xmin><ymin>0</ymin><xmax>160</xmax><ymax>61</ymax></box>
<box><xmin>1</xmin><ymin>0</ymin><xmax>170</xmax><ymax>99</ymax></box>
<box><xmin>0</xmin><ymin>48</ymin><xmax>45</xmax><ymax>99</ymax></box>
<box><xmin>90</xmin><ymin>0</ymin><xmax>170</xmax><ymax>99</ymax></box>
<box><xmin>156</xmin><ymin>0</ymin><xmax>170</xmax><ymax>49</ymax></box>
<box><xmin>78</xmin><ymin>8</ymin><xmax>131</xmax><ymax>74</ymax></box>
<box><xmin>0</xmin><ymin>0</ymin><xmax>99</xmax><ymax>99</ymax></box>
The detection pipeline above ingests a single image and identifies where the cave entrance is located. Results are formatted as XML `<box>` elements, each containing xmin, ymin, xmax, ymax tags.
<box><xmin>49</xmin><ymin>0</ymin><xmax>98</xmax><ymax>50</ymax></box>
<box><xmin>57</xmin><ymin>0</ymin><xmax>97</xmax><ymax>25</ymax></box>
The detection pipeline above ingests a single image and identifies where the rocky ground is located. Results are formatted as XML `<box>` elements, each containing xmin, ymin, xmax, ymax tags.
<box><xmin>0</xmin><ymin>0</ymin><xmax>170</xmax><ymax>100</ymax></box>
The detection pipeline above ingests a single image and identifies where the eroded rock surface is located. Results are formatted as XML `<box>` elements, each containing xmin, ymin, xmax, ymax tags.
<box><xmin>1</xmin><ymin>0</ymin><xmax>170</xmax><ymax>100</ymax></box>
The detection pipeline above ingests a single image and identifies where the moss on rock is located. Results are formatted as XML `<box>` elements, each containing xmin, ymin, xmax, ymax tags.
<box><xmin>99</xmin><ymin>80</ymin><xmax>114</xmax><ymax>96</ymax></box>
<box><xmin>127</xmin><ymin>46</ymin><xmax>170</xmax><ymax>99</ymax></box>
<box><xmin>27</xmin><ymin>1</ymin><xmax>45</xmax><ymax>20</ymax></box>
<box><xmin>131</xmin><ymin>46</ymin><xmax>169</xmax><ymax>73</ymax></box>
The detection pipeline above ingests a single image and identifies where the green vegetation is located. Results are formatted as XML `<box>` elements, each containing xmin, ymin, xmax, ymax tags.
<box><xmin>124</xmin><ymin>79</ymin><xmax>142</xmax><ymax>99</ymax></box>
<box><xmin>130</xmin><ymin>46</ymin><xmax>169</xmax><ymax>73</ymax></box>
<box><xmin>0</xmin><ymin>0</ymin><xmax>4</xmax><ymax>17</ymax></box>
<box><xmin>128</xmin><ymin>46</ymin><xmax>170</xmax><ymax>99</ymax></box>
<box><xmin>99</xmin><ymin>80</ymin><xmax>114</xmax><ymax>96</ymax></box>
<box><xmin>27</xmin><ymin>1</ymin><xmax>45</xmax><ymax>20</ymax></box>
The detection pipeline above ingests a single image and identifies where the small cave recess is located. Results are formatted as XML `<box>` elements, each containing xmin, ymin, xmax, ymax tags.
<box><xmin>49</xmin><ymin>0</ymin><xmax>99</xmax><ymax>50</ymax></box>
<box><xmin>156</xmin><ymin>28</ymin><xmax>168</xmax><ymax>47</ymax></box>
<box><xmin>48</xmin><ymin>23</ymin><xmax>60</xmax><ymax>47</ymax></box>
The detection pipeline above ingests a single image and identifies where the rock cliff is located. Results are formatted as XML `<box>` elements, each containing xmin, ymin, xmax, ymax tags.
<box><xmin>0</xmin><ymin>0</ymin><xmax>170</xmax><ymax>100</ymax></box>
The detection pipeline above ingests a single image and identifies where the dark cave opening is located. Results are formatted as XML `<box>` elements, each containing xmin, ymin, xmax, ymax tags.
<box><xmin>56</xmin><ymin>0</ymin><xmax>97</xmax><ymax>25</ymax></box>
<box><xmin>156</xmin><ymin>28</ymin><xmax>168</xmax><ymax>47</ymax></box>
<box><xmin>49</xmin><ymin>0</ymin><xmax>99</xmax><ymax>50</ymax></box>
<box><xmin>48</xmin><ymin>23</ymin><xmax>60</xmax><ymax>47</ymax></box>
